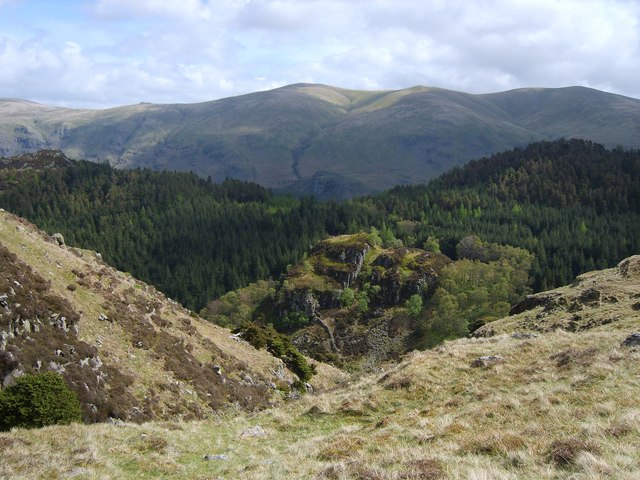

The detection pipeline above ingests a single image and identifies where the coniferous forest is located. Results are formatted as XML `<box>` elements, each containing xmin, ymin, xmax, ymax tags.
<box><xmin>0</xmin><ymin>162</ymin><xmax>373</xmax><ymax>309</ymax></box>
<box><xmin>1</xmin><ymin>138</ymin><xmax>639</xmax><ymax>311</ymax></box>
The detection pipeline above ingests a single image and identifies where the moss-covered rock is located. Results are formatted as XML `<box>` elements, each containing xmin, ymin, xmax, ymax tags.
<box><xmin>270</xmin><ymin>233</ymin><xmax>452</xmax><ymax>367</ymax></box>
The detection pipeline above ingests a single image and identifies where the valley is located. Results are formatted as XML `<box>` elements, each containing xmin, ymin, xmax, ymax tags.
<box><xmin>0</xmin><ymin>136</ymin><xmax>639</xmax><ymax>478</ymax></box>
<box><xmin>1</xmin><ymin>242</ymin><xmax>639</xmax><ymax>478</ymax></box>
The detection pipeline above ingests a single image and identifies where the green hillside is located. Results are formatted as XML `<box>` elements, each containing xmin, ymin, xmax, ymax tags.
<box><xmin>2</xmin><ymin>253</ymin><xmax>640</xmax><ymax>479</ymax></box>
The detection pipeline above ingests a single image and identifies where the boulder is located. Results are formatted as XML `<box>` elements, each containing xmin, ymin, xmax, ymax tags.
<box><xmin>470</xmin><ymin>355</ymin><xmax>504</xmax><ymax>368</ymax></box>
<box><xmin>51</xmin><ymin>233</ymin><xmax>65</xmax><ymax>246</ymax></box>
<box><xmin>621</xmin><ymin>332</ymin><xmax>640</xmax><ymax>347</ymax></box>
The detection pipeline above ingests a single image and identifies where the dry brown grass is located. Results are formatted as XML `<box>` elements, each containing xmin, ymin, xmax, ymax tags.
<box><xmin>547</xmin><ymin>437</ymin><xmax>601</xmax><ymax>467</ymax></box>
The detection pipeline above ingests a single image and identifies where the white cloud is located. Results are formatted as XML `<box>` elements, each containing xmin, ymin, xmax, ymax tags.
<box><xmin>0</xmin><ymin>0</ymin><xmax>639</xmax><ymax>107</ymax></box>
<box><xmin>93</xmin><ymin>0</ymin><xmax>213</xmax><ymax>20</ymax></box>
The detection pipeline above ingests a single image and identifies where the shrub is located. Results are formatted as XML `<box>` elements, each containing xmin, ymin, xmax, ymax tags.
<box><xmin>0</xmin><ymin>372</ymin><xmax>82</xmax><ymax>431</ymax></box>
<box><xmin>238</xmin><ymin>323</ymin><xmax>316</xmax><ymax>383</ymax></box>
<box><xmin>405</xmin><ymin>294</ymin><xmax>424</xmax><ymax>317</ymax></box>
<box><xmin>280</xmin><ymin>311</ymin><xmax>310</xmax><ymax>330</ymax></box>
<box><xmin>339</xmin><ymin>287</ymin><xmax>356</xmax><ymax>307</ymax></box>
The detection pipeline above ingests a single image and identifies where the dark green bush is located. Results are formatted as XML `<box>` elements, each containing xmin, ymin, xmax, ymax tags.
<box><xmin>0</xmin><ymin>372</ymin><xmax>82</xmax><ymax>431</ymax></box>
<box><xmin>237</xmin><ymin>323</ymin><xmax>316</xmax><ymax>383</ymax></box>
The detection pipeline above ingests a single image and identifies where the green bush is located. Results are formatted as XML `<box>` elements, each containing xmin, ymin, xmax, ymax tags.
<box><xmin>339</xmin><ymin>287</ymin><xmax>356</xmax><ymax>307</ymax></box>
<box><xmin>405</xmin><ymin>294</ymin><xmax>424</xmax><ymax>317</ymax></box>
<box><xmin>237</xmin><ymin>323</ymin><xmax>316</xmax><ymax>383</ymax></box>
<box><xmin>280</xmin><ymin>311</ymin><xmax>310</xmax><ymax>330</ymax></box>
<box><xmin>0</xmin><ymin>372</ymin><xmax>82</xmax><ymax>431</ymax></box>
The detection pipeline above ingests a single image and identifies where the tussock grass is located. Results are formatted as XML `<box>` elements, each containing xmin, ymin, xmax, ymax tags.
<box><xmin>2</xmin><ymin>317</ymin><xmax>640</xmax><ymax>478</ymax></box>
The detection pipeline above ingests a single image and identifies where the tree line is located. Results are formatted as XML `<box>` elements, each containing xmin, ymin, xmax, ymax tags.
<box><xmin>1</xmin><ymin>138</ymin><xmax>639</xmax><ymax>311</ymax></box>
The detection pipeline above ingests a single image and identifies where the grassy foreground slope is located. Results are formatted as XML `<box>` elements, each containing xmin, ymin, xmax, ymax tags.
<box><xmin>2</xmin><ymin>257</ymin><xmax>639</xmax><ymax>479</ymax></box>
<box><xmin>0</xmin><ymin>210</ymin><xmax>344</xmax><ymax>424</ymax></box>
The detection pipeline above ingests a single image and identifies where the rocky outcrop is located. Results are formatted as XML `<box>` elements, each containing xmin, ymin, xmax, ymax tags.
<box><xmin>287</xmin><ymin>289</ymin><xmax>321</xmax><ymax>319</ymax></box>
<box><xmin>335</xmin><ymin>245</ymin><xmax>369</xmax><ymax>288</ymax></box>
<box><xmin>0</xmin><ymin>150</ymin><xmax>73</xmax><ymax>171</ymax></box>
<box><xmin>476</xmin><ymin>255</ymin><xmax>640</xmax><ymax>337</ymax></box>
<box><xmin>370</xmin><ymin>249</ymin><xmax>448</xmax><ymax>307</ymax></box>
<box><xmin>277</xmin><ymin>234</ymin><xmax>451</xmax><ymax>365</ymax></box>
<box><xmin>309</xmin><ymin>234</ymin><xmax>371</xmax><ymax>288</ymax></box>
<box><xmin>509</xmin><ymin>292</ymin><xmax>565</xmax><ymax>315</ymax></box>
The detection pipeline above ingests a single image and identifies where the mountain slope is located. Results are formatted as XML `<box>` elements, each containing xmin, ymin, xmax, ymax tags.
<box><xmin>1</xmin><ymin>257</ymin><xmax>639</xmax><ymax>478</ymax></box>
<box><xmin>0</xmin><ymin>210</ymin><xmax>342</xmax><ymax>424</ymax></box>
<box><xmin>1</xmin><ymin>84</ymin><xmax>639</xmax><ymax>197</ymax></box>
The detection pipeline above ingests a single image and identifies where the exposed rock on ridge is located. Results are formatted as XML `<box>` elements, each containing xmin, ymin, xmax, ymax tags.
<box><xmin>475</xmin><ymin>255</ymin><xmax>640</xmax><ymax>336</ymax></box>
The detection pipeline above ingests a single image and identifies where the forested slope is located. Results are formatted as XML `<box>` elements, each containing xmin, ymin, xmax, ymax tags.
<box><xmin>363</xmin><ymin>139</ymin><xmax>640</xmax><ymax>290</ymax></box>
<box><xmin>0</xmin><ymin>155</ymin><xmax>374</xmax><ymax>309</ymax></box>
<box><xmin>1</xmin><ymin>139</ymin><xmax>639</xmax><ymax>312</ymax></box>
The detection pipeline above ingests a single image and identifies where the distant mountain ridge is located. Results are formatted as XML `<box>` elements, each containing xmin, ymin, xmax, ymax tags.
<box><xmin>1</xmin><ymin>84</ymin><xmax>640</xmax><ymax>197</ymax></box>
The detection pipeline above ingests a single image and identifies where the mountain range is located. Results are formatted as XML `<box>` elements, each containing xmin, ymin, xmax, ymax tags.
<box><xmin>2</xmin><ymin>84</ymin><xmax>640</xmax><ymax>198</ymax></box>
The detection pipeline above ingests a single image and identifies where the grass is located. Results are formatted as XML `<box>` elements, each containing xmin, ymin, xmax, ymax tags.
<box><xmin>0</xmin><ymin>210</ymin><xmax>353</xmax><ymax>424</ymax></box>
<box><xmin>2</xmin><ymin>314</ymin><xmax>640</xmax><ymax>478</ymax></box>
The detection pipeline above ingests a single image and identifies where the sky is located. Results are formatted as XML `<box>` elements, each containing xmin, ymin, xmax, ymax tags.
<box><xmin>0</xmin><ymin>0</ymin><xmax>638</xmax><ymax>109</ymax></box>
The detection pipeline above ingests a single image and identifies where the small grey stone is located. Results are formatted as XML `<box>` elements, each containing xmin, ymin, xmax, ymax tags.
<box><xmin>107</xmin><ymin>417</ymin><xmax>125</xmax><ymax>426</ymax></box>
<box><xmin>204</xmin><ymin>454</ymin><xmax>229</xmax><ymax>461</ymax></box>
<box><xmin>286</xmin><ymin>390</ymin><xmax>301</xmax><ymax>400</ymax></box>
<box><xmin>511</xmin><ymin>332</ymin><xmax>538</xmax><ymax>340</ymax></box>
<box><xmin>240</xmin><ymin>425</ymin><xmax>267</xmax><ymax>438</ymax></box>
<box><xmin>471</xmin><ymin>355</ymin><xmax>505</xmax><ymax>368</ymax></box>
<box><xmin>621</xmin><ymin>332</ymin><xmax>640</xmax><ymax>347</ymax></box>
